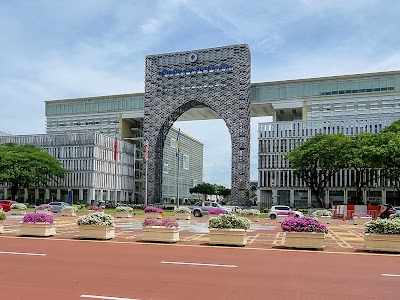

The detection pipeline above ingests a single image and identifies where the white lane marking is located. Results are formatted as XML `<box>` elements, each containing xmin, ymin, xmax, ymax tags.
<box><xmin>161</xmin><ymin>261</ymin><xmax>237</xmax><ymax>268</ymax></box>
<box><xmin>0</xmin><ymin>251</ymin><xmax>47</xmax><ymax>256</ymax></box>
<box><xmin>382</xmin><ymin>274</ymin><xmax>400</xmax><ymax>277</ymax></box>
<box><xmin>81</xmin><ymin>295</ymin><xmax>141</xmax><ymax>300</ymax></box>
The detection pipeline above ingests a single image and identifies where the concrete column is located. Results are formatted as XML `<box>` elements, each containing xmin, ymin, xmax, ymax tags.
<box><xmin>56</xmin><ymin>189</ymin><xmax>61</xmax><ymax>201</ymax></box>
<box><xmin>362</xmin><ymin>190</ymin><xmax>367</xmax><ymax>204</ymax></box>
<box><xmin>308</xmin><ymin>190</ymin><xmax>312</xmax><ymax>207</ymax></box>
<box><xmin>88</xmin><ymin>188</ymin><xmax>95</xmax><ymax>205</ymax></box>
<box><xmin>4</xmin><ymin>188</ymin><xmax>7</xmax><ymax>199</ymax></box>
<box><xmin>344</xmin><ymin>190</ymin><xmax>348</xmax><ymax>204</ymax></box>
<box><xmin>35</xmin><ymin>189</ymin><xmax>39</xmax><ymax>202</ymax></box>
<box><xmin>99</xmin><ymin>190</ymin><xmax>104</xmax><ymax>201</ymax></box>
<box><xmin>24</xmin><ymin>189</ymin><xmax>28</xmax><ymax>202</ymax></box>
<box><xmin>325</xmin><ymin>190</ymin><xmax>330</xmax><ymax>208</ymax></box>
<box><xmin>272</xmin><ymin>189</ymin><xmax>278</xmax><ymax>205</ymax></box>
<box><xmin>45</xmin><ymin>189</ymin><xmax>50</xmax><ymax>202</ymax></box>
<box><xmin>381</xmin><ymin>190</ymin><xmax>386</xmax><ymax>205</ymax></box>
<box><xmin>290</xmin><ymin>189</ymin><xmax>294</xmax><ymax>207</ymax></box>
<box><xmin>79</xmin><ymin>189</ymin><xmax>84</xmax><ymax>202</ymax></box>
<box><xmin>106</xmin><ymin>190</ymin><xmax>111</xmax><ymax>202</ymax></box>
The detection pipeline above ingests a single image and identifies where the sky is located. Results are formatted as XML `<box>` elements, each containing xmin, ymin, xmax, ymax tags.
<box><xmin>2</xmin><ymin>0</ymin><xmax>400</xmax><ymax>188</ymax></box>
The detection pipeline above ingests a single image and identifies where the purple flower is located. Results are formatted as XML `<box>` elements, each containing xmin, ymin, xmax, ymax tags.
<box><xmin>144</xmin><ymin>206</ymin><xmax>164</xmax><ymax>213</ymax></box>
<box><xmin>35</xmin><ymin>204</ymin><xmax>53</xmax><ymax>211</ymax></box>
<box><xmin>142</xmin><ymin>217</ymin><xmax>179</xmax><ymax>228</ymax></box>
<box><xmin>281</xmin><ymin>216</ymin><xmax>327</xmax><ymax>234</ymax></box>
<box><xmin>22</xmin><ymin>213</ymin><xmax>54</xmax><ymax>224</ymax></box>
<box><xmin>87</xmin><ymin>206</ymin><xmax>104</xmax><ymax>211</ymax></box>
<box><xmin>208</xmin><ymin>208</ymin><xmax>228</xmax><ymax>215</ymax></box>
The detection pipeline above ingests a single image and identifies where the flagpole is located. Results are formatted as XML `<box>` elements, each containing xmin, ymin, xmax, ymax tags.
<box><xmin>144</xmin><ymin>132</ymin><xmax>149</xmax><ymax>206</ymax></box>
<box><xmin>144</xmin><ymin>159</ymin><xmax>148</xmax><ymax>206</ymax></box>
<box><xmin>176</xmin><ymin>152</ymin><xmax>180</xmax><ymax>208</ymax></box>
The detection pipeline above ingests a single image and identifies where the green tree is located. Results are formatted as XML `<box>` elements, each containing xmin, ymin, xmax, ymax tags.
<box><xmin>285</xmin><ymin>134</ymin><xmax>351</xmax><ymax>208</ymax></box>
<box><xmin>189</xmin><ymin>182</ymin><xmax>215</xmax><ymax>201</ymax></box>
<box><xmin>0</xmin><ymin>143</ymin><xmax>66</xmax><ymax>201</ymax></box>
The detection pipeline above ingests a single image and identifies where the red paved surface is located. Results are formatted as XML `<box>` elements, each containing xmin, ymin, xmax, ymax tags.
<box><xmin>1</xmin><ymin>237</ymin><xmax>399</xmax><ymax>300</ymax></box>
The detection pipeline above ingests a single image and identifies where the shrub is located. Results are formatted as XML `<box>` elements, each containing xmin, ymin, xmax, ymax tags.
<box><xmin>61</xmin><ymin>206</ymin><xmax>78</xmax><ymax>212</ymax></box>
<box><xmin>144</xmin><ymin>206</ymin><xmax>164</xmax><ymax>213</ymax></box>
<box><xmin>174</xmin><ymin>207</ymin><xmax>191</xmax><ymax>214</ymax></box>
<box><xmin>35</xmin><ymin>204</ymin><xmax>53</xmax><ymax>211</ymax></box>
<box><xmin>22</xmin><ymin>213</ymin><xmax>54</xmax><ymax>224</ymax></box>
<box><xmin>365</xmin><ymin>219</ymin><xmax>400</xmax><ymax>235</ymax></box>
<box><xmin>208</xmin><ymin>208</ymin><xmax>228</xmax><ymax>215</ymax></box>
<box><xmin>77</xmin><ymin>212</ymin><xmax>115</xmax><ymax>227</ymax></box>
<box><xmin>0</xmin><ymin>210</ymin><xmax>6</xmax><ymax>221</ymax></box>
<box><xmin>241</xmin><ymin>209</ymin><xmax>260</xmax><ymax>216</ymax></box>
<box><xmin>11</xmin><ymin>203</ymin><xmax>27</xmax><ymax>210</ymax></box>
<box><xmin>389</xmin><ymin>212</ymin><xmax>400</xmax><ymax>219</ymax></box>
<box><xmin>352</xmin><ymin>212</ymin><xmax>372</xmax><ymax>218</ymax></box>
<box><xmin>142</xmin><ymin>217</ymin><xmax>179</xmax><ymax>228</ymax></box>
<box><xmin>312</xmin><ymin>210</ymin><xmax>333</xmax><ymax>218</ymax></box>
<box><xmin>208</xmin><ymin>214</ymin><xmax>251</xmax><ymax>230</ymax></box>
<box><xmin>263</xmin><ymin>208</ymin><xmax>270</xmax><ymax>213</ymax></box>
<box><xmin>281</xmin><ymin>216</ymin><xmax>328</xmax><ymax>234</ymax></box>
<box><xmin>87</xmin><ymin>205</ymin><xmax>104</xmax><ymax>212</ymax></box>
<box><xmin>116</xmin><ymin>205</ymin><xmax>134</xmax><ymax>212</ymax></box>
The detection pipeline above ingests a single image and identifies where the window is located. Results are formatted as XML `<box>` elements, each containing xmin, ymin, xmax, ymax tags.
<box><xmin>183</xmin><ymin>154</ymin><xmax>189</xmax><ymax>170</ymax></box>
<box><xmin>170</xmin><ymin>137</ymin><xmax>176</xmax><ymax>148</ymax></box>
<box><xmin>163</xmin><ymin>163</ymin><xmax>169</xmax><ymax>174</ymax></box>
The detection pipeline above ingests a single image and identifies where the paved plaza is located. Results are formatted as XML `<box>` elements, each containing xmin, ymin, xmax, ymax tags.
<box><xmin>1</xmin><ymin>214</ymin><xmax>369</xmax><ymax>253</ymax></box>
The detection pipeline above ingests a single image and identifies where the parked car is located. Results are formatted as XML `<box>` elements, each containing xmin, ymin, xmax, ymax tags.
<box><xmin>47</xmin><ymin>202</ymin><xmax>71</xmax><ymax>213</ymax></box>
<box><xmin>267</xmin><ymin>205</ymin><xmax>303</xmax><ymax>219</ymax></box>
<box><xmin>0</xmin><ymin>200</ymin><xmax>18</xmax><ymax>212</ymax></box>
<box><xmin>189</xmin><ymin>201</ymin><xmax>232</xmax><ymax>217</ymax></box>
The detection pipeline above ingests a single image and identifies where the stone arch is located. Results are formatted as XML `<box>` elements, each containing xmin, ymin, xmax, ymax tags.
<box><xmin>143</xmin><ymin>44</ymin><xmax>251</xmax><ymax>205</ymax></box>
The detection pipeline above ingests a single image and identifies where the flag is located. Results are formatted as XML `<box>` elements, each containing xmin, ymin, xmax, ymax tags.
<box><xmin>144</xmin><ymin>132</ymin><xmax>149</xmax><ymax>162</ymax></box>
<box><xmin>113</xmin><ymin>136</ymin><xmax>118</xmax><ymax>161</ymax></box>
<box><xmin>176</xmin><ymin>128</ymin><xmax>180</xmax><ymax>158</ymax></box>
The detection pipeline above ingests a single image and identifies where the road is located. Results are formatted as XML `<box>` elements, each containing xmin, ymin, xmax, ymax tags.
<box><xmin>1</xmin><ymin>237</ymin><xmax>399</xmax><ymax>299</ymax></box>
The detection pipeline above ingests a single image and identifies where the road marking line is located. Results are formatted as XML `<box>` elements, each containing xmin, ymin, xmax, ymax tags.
<box><xmin>0</xmin><ymin>251</ymin><xmax>47</xmax><ymax>256</ymax></box>
<box><xmin>161</xmin><ymin>261</ymin><xmax>237</xmax><ymax>268</ymax></box>
<box><xmin>382</xmin><ymin>274</ymin><xmax>400</xmax><ymax>277</ymax></box>
<box><xmin>81</xmin><ymin>295</ymin><xmax>141</xmax><ymax>300</ymax></box>
<box><xmin>248</xmin><ymin>234</ymin><xmax>259</xmax><ymax>244</ymax></box>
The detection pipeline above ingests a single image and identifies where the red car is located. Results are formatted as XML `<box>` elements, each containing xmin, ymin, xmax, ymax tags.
<box><xmin>0</xmin><ymin>200</ymin><xmax>17</xmax><ymax>212</ymax></box>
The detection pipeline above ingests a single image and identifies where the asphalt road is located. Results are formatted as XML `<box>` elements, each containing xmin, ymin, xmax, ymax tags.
<box><xmin>1</xmin><ymin>237</ymin><xmax>399</xmax><ymax>300</ymax></box>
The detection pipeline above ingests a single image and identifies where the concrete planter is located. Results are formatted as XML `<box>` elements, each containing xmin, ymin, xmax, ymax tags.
<box><xmin>35</xmin><ymin>210</ymin><xmax>52</xmax><ymax>215</ymax></box>
<box><xmin>364</xmin><ymin>234</ymin><xmax>400</xmax><ymax>253</ymax></box>
<box><xmin>244</xmin><ymin>215</ymin><xmax>259</xmax><ymax>222</ymax></box>
<box><xmin>209</xmin><ymin>229</ymin><xmax>247</xmax><ymax>246</ymax></box>
<box><xmin>0</xmin><ymin>221</ymin><xmax>3</xmax><ymax>233</ymax></box>
<box><xmin>78</xmin><ymin>225</ymin><xmax>115</xmax><ymax>240</ymax></box>
<box><xmin>174</xmin><ymin>213</ymin><xmax>191</xmax><ymax>220</ymax></box>
<box><xmin>115</xmin><ymin>211</ymin><xmax>132</xmax><ymax>218</ymax></box>
<box><xmin>61</xmin><ymin>210</ymin><xmax>77</xmax><ymax>217</ymax></box>
<box><xmin>142</xmin><ymin>226</ymin><xmax>179</xmax><ymax>243</ymax></box>
<box><xmin>145</xmin><ymin>212</ymin><xmax>163</xmax><ymax>219</ymax></box>
<box><xmin>11</xmin><ymin>209</ymin><xmax>26</xmax><ymax>216</ymax></box>
<box><xmin>284</xmin><ymin>232</ymin><xmax>325</xmax><ymax>250</ymax></box>
<box><xmin>317</xmin><ymin>216</ymin><xmax>332</xmax><ymax>224</ymax></box>
<box><xmin>20</xmin><ymin>222</ymin><xmax>56</xmax><ymax>237</ymax></box>
<box><xmin>353</xmin><ymin>217</ymin><xmax>372</xmax><ymax>225</ymax></box>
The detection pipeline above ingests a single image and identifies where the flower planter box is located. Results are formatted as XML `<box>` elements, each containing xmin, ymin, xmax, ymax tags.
<box><xmin>364</xmin><ymin>234</ymin><xmax>400</xmax><ymax>253</ymax></box>
<box><xmin>317</xmin><ymin>216</ymin><xmax>332</xmax><ymax>224</ymax></box>
<box><xmin>19</xmin><ymin>223</ymin><xmax>56</xmax><ymax>237</ymax></box>
<box><xmin>145</xmin><ymin>212</ymin><xmax>163</xmax><ymax>219</ymax></box>
<box><xmin>245</xmin><ymin>215</ymin><xmax>259</xmax><ymax>222</ymax></box>
<box><xmin>209</xmin><ymin>229</ymin><xmax>247</xmax><ymax>246</ymax></box>
<box><xmin>35</xmin><ymin>209</ymin><xmax>52</xmax><ymax>215</ymax></box>
<box><xmin>78</xmin><ymin>225</ymin><xmax>115</xmax><ymax>240</ymax></box>
<box><xmin>61</xmin><ymin>210</ymin><xmax>77</xmax><ymax>217</ymax></box>
<box><xmin>353</xmin><ymin>217</ymin><xmax>372</xmax><ymax>225</ymax></box>
<box><xmin>0</xmin><ymin>221</ymin><xmax>3</xmax><ymax>233</ymax></box>
<box><xmin>284</xmin><ymin>232</ymin><xmax>325</xmax><ymax>249</ymax></box>
<box><xmin>174</xmin><ymin>213</ymin><xmax>191</xmax><ymax>220</ymax></box>
<box><xmin>142</xmin><ymin>226</ymin><xmax>179</xmax><ymax>243</ymax></box>
<box><xmin>11</xmin><ymin>209</ymin><xmax>26</xmax><ymax>216</ymax></box>
<box><xmin>115</xmin><ymin>211</ymin><xmax>132</xmax><ymax>218</ymax></box>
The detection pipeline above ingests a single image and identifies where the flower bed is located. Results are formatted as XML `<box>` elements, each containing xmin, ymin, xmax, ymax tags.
<box><xmin>208</xmin><ymin>208</ymin><xmax>229</xmax><ymax>215</ymax></box>
<box><xmin>142</xmin><ymin>218</ymin><xmax>179</xmax><ymax>243</ymax></box>
<box><xmin>144</xmin><ymin>206</ymin><xmax>164</xmax><ymax>219</ymax></box>
<box><xmin>174</xmin><ymin>207</ymin><xmax>191</xmax><ymax>220</ymax></box>
<box><xmin>10</xmin><ymin>203</ymin><xmax>27</xmax><ymax>215</ymax></box>
<box><xmin>311</xmin><ymin>210</ymin><xmax>332</xmax><ymax>224</ymax></box>
<box><xmin>208</xmin><ymin>215</ymin><xmax>251</xmax><ymax>246</ymax></box>
<box><xmin>20</xmin><ymin>213</ymin><xmax>56</xmax><ymax>237</ymax></box>
<box><xmin>364</xmin><ymin>219</ymin><xmax>400</xmax><ymax>252</ymax></box>
<box><xmin>87</xmin><ymin>205</ymin><xmax>104</xmax><ymax>212</ymax></box>
<box><xmin>281</xmin><ymin>217</ymin><xmax>327</xmax><ymax>249</ymax></box>
<box><xmin>35</xmin><ymin>204</ymin><xmax>53</xmax><ymax>215</ymax></box>
<box><xmin>61</xmin><ymin>206</ymin><xmax>78</xmax><ymax>216</ymax></box>
<box><xmin>115</xmin><ymin>205</ymin><xmax>134</xmax><ymax>218</ymax></box>
<box><xmin>241</xmin><ymin>209</ymin><xmax>260</xmax><ymax>222</ymax></box>
<box><xmin>77</xmin><ymin>212</ymin><xmax>115</xmax><ymax>240</ymax></box>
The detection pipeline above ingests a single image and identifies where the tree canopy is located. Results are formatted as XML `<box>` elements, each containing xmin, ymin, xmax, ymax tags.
<box><xmin>0</xmin><ymin>143</ymin><xmax>66</xmax><ymax>200</ymax></box>
<box><xmin>189</xmin><ymin>182</ymin><xmax>231</xmax><ymax>201</ymax></box>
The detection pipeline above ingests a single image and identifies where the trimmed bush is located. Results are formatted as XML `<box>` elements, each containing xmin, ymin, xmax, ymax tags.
<box><xmin>208</xmin><ymin>214</ymin><xmax>251</xmax><ymax>230</ymax></box>
<box><xmin>312</xmin><ymin>210</ymin><xmax>332</xmax><ymax>218</ymax></box>
<box><xmin>365</xmin><ymin>219</ymin><xmax>400</xmax><ymax>235</ymax></box>
<box><xmin>142</xmin><ymin>217</ymin><xmax>179</xmax><ymax>228</ymax></box>
<box><xmin>77</xmin><ymin>212</ymin><xmax>115</xmax><ymax>227</ymax></box>
<box><xmin>116</xmin><ymin>205</ymin><xmax>134</xmax><ymax>212</ymax></box>
<box><xmin>281</xmin><ymin>216</ymin><xmax>328</xmax><ymax>234</ymax></box>
<box><xmin>174</xmin><ymin>207</ymin><xmax>191</xmax><ymax>214</ymax></box>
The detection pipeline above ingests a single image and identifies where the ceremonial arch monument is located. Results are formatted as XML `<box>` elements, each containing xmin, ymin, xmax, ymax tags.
<box><xmin>143</xmin><ymin>44</ymin><xmax>251</xmax><ymax>205</ymax></box>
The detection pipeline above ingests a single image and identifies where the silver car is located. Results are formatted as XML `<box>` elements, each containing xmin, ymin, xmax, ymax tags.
<box><xmin>48</xmin><ymin>202</ymin><xmax>71</xmax><ymax>213</ymax></box>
